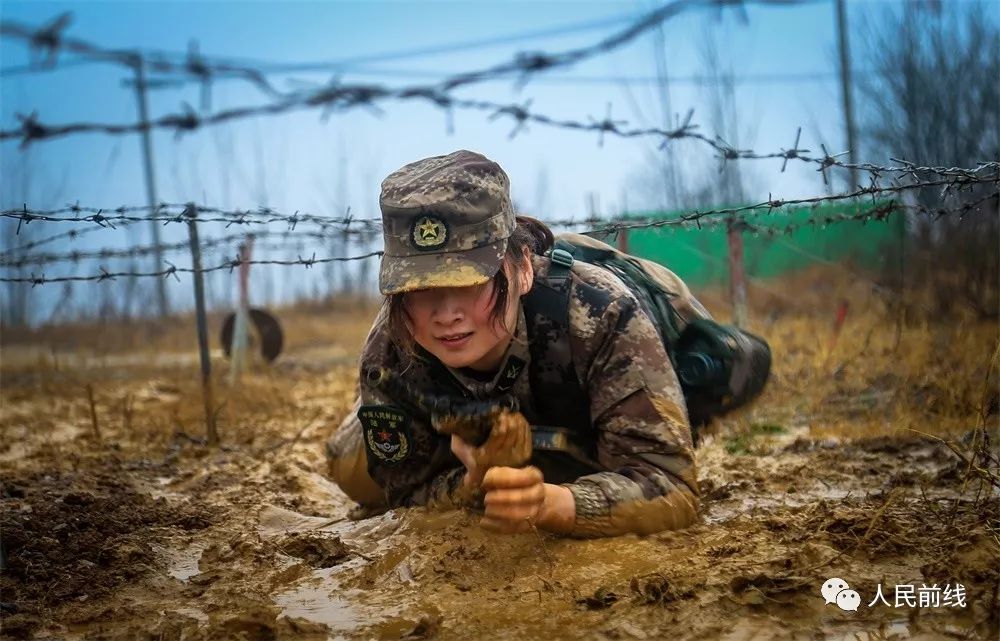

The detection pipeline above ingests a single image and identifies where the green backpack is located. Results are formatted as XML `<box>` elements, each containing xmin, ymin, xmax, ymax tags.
<box><xmin>550</xmin><ymin>233</ymin><xmax>772</xmax><ymax>432</ymax></box>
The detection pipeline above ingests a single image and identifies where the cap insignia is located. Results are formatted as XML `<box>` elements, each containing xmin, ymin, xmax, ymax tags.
<box><xmin>411</xmin><ymin>216</ymin><xmax>448</xmax><ymax>250</ymax></box>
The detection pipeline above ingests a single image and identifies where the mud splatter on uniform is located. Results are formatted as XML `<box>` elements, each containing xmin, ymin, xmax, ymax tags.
<box><xmin>332</xmin><ymin>252</ymin><xmax>700</xmax><ymax>537</ymax></box>
<box><xmin>326</xmin><ymin>149</ymin><xmax>700</xmax><ymax>538</ymax></box>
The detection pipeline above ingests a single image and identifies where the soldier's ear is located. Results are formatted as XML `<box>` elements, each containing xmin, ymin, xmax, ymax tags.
<box><xmin>518</xmin><ymin>251</ymin><xmax>534</xmax><ymax>295</ymax></box>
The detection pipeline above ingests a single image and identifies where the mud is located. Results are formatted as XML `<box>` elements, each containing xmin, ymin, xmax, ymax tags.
<box><xmin>0</xmin><ymin>469</ymin><xmax>215</xmax><ymax>638</ymax></box>
<box><xmin>1</xmin><ymin>302</ymin><xmax>998</xmax><ymax>640</ymax></box>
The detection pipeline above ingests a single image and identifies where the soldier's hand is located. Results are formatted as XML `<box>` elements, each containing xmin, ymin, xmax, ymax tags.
<box><xmin>480</xmin><ymin>466</ymin><xmax>545</xmax><ymax>534</ymax></box>
<box><xmin>450</xmin><ymin>409</ymin><xmax>532</xmax><ymax>489</ymax></box>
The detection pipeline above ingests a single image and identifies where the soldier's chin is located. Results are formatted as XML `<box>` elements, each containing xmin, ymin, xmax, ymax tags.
<box><xmin>435</xmin><ymin>352</ymin><xmax>478</xmax><ymax>368</ymax></box>
<box><xmin>433</xmin><ymin>346</ymin><xmax>486</xmax><ymax>369</ymax></box>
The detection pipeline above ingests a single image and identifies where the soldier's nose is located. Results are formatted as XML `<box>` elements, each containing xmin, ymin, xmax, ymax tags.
<box><xmin>431</xmin><ymin>295</ymin><xmax>465</xmax><ymax>324</ymax></box>
<box><xmin>432</xmin><ymin>306</ymin><xmax>465</xmax><ymax>325</ymax></box>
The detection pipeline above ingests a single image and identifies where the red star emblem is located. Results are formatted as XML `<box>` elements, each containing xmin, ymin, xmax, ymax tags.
<box><xmin>378</xmin><ymin>430</ymin><xmax>391</xmax><ymax>442</ymax></box>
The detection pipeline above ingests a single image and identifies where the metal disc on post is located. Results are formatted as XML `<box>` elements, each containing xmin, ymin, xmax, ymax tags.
<box><xmin>221</xmin><ymin>308</ymin><xmax>284</xmax><ymax>363</ymax></box>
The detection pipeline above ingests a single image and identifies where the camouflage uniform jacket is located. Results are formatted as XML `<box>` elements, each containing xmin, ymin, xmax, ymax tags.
<box><xmin>353</xmin><ymin>254</ymin><xmax>700</xmax><ymax>537</ymax></box>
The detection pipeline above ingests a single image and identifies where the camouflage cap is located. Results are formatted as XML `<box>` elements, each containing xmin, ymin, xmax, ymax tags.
<box><xmin>378</xmin><ymin>149</ymin><xmax>516</xmax><ymax>295</ymax></box>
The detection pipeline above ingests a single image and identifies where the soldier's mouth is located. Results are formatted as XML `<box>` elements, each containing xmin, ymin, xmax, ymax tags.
<box><xmin>438</xmin><ymin>332</ymin><xmax>473</xmax><ymax>347</ymax></box>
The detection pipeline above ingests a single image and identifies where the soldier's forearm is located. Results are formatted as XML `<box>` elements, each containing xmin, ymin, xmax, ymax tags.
<box><xmin>563</xmin><ymin>475</ymin><xmax>699</xmax><ymax>538</ymax></box>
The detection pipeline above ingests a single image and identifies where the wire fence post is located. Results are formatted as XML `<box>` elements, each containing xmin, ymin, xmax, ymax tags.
<box><xmin>340</xmin><ymin>228</ymin><xmax>352</xmax><ymax>295</ymax></box>
<box><xmin>616</xmin><ymin>227</ymin><xmax>630</xmax><ymax>253</ymax></box>
<box><xmin>835</xmin><ymin>0</ymin><xmax>859</xmax><ymax>190</ymax></box>
<box><xmin>132</xmin><ymin>56</ymin><xmax>170</xmax><ymax>317</ymax></box>
<box><xmin>727</xmin><ymin>215</ymin><xmax>748</xmax><ymax>328</ymax></box>
<box><xmin>228</xmin><ymin>237</ymin><xmax>253</xmax><ymax>386</ymax></box>
<box><xmin>185</xmin><ymin>204</ymin><xmax>218</xmax><ymax>445</ymax></box>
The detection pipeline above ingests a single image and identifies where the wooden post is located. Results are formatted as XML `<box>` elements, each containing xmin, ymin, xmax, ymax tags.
<box><xmin>340</xmin><ymin>228</ymin><xmax>352</xmax><ymax>295</ymax></box>
<box><xmin>616</xmin><ymin>228</ymin><xmax>629</xmax><ymax>254</ymax></box>
<box><xmin>727</xmin><ymin>216</ymin><xmax>748</xmax><ymax>328</ymax></box>
<box><xmin>132</xmin><ymin>59</ymin><xmax>170</xmax><ymax>317</ymax></box>
<box><xmin>228</xmin><ymin>237</ymin><xmax>254</xmax><ymax>385</ymax></box>
<box><xmin>185</xmin><ymin>205</ymin><xmax>218</xmax><ymax>445</ymax></box>
<box><xmin>835</xmin><ymin>0</ymin><xmax>858</xmax><ymax>190</ymax></box>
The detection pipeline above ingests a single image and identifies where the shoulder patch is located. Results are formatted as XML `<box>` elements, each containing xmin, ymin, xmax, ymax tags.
<box><xmin>359</xmin><ymin>404</ymin><xmax>411</xmax><ymax>464</ymax></box>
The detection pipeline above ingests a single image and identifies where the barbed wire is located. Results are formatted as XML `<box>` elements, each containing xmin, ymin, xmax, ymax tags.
<box><xmin>0</xmin><ymin>250</ymin><xmax>386</xmax><ymax>286</ymax></box>
<box><xmin>0</xmin><ymin>209</ymin><xmax>917</xmax><ymax>285</ymax></box>
<box><xmin>3</xmin><ymin>167</ymin><xmax>995</xmax><ymax>239</ymax></box>
<box><xmin>904</xmin><ymin>189</ymin><xmax>1000</xmax><ymax>221</ymax></box>
<box><xmin>581</xmin><ymin>173</ymin><xmax>998</xmax><ymax>236</ymax></box>
<box><xmin>0</xmin><ymin>202</ymin><xmax>376</xmax><ymax>232</ymax></box>
<box><xmin>0</xmin><ymin>1</ymin><xmax>937</xmax><ymax>185</ymax></box>
<box><xmin>2</xmin><ymin>1</ymin><xmax>804</xmax><ymax>91</ymax></box>
<box><xmin>0</xmin><ymin>229</ymin><xmax>377</xmax><ymax>268</ymax></box>
<box><xmin>4</xmin><ymin>188</ymin><xmax>996</xmax><ymax>285</ymax></box>
<box><xmin>4</xmin><ymin>60</ymin><xmax>996</xmax><ymax>178</ymax></box>
<box><xmin>0</xmin><ymin>217</ymin><xmax>147</xmax><ymax>257</ymax></box>
<box><xmin>0</xmin><ymin>207</ymin><xmax>828</xmax><ymax>269</ymax></box>
<box><xmin>0</xmin><ymin>12</ymin><xmax>655</xmax><ymax>80</ymax></box>
<box><xmin>0</xmin><ymin>197</ymin><xmax>924</xmax><ymax>269</ymax></box>
<box><xmin>1</xmin><ymin>6</ymin><xmax>991</xmax><ymax>192</ymax></box>
<box><xmin>0</xmin><ymin>73</ymin><xmax>988</xmax><ymax>187</ymax></box>
<box><xmin>0</xmin><ymin>0</ymin><xmax>734</xmax><ymax>141</ymax></box>
<box><xmin>5</xmin><ymin>160</ymin><xmax>994</xmax><ymax>223</ymax></box>
<box><xmin>734</xmin><ymin>190</ymin><xmax>998</xmax><ymax>235</ymax></box>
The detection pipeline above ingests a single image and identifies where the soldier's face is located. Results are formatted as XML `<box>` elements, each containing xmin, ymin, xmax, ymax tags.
<box><xmin>403</xmin><ymin>256</ymin><xmax>531</xmax><ymax>371</ymax></box>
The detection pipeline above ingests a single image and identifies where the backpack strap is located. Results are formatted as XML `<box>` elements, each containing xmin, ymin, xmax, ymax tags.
<box><xmin>548</xmin><ymin>246</ymin><xmax>575</xmax><ymax>277</ymax></box>
<box><xmin>522</xmin><ymin>254</ymin><xmax>592</xmax><ymax>435</ymax></box>
<box><xmin>524</xmin><ymin>250</ymin><xmax>572</xmax><ymax>328</ymax></box>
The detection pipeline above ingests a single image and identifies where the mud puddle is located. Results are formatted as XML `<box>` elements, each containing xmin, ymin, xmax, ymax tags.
<box><xmin>167</xmin><ymin>428</ymin><xmax>988</xmax><ymax>641</ymax></box>
<box><xmin>3</xmin><ymin>429</ymin><xmax>996</xmax><ymax>640</ymax></box>
<box><xmin>1</xmin><ymin>350</ymin><xmax>996</xmax><ymax>640</ymax></box>
<box><xmin>0</xmin><ymin>470</ymin><xmax>216</xmax><ymax>639</ymax></box>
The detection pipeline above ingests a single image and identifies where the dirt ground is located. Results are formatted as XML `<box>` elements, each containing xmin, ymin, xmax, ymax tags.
<box><xmin>1</xmin><ymin>273</ymin><xmax>998</xmax><ymax>640</ymax></box>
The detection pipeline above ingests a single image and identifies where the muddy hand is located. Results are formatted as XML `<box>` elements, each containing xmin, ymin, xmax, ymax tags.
<box><xmin>480</xmin><ymin>465</ymin><xmax>545</xmax><ymax>534</ymax></box>
<box><xmin>366</xmin><ymin>367</ymin><xmax>516</xmax><ymax>446</ymax></box>
<box><xmin>450</xmin><ymin>409</ymin><xmax>533</xmax><ymax>489</ymax></box>
<box><xmin>432</xmin><ymin>406</ymin><xmax>503</xmax><ymax>447</ymax></box>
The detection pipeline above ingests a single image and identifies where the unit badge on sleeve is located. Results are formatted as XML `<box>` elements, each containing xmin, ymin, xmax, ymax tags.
<box><xmin>358</xmin><ymin>404</ymin><xmax>411</xmax><ymax>464</ymax></box>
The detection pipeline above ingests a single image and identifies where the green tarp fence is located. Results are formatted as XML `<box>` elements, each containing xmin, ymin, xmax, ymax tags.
<box><xmin>613</xmin><ymin>201</ymin><xmax>904</xmax><ymax>287</ymax></box>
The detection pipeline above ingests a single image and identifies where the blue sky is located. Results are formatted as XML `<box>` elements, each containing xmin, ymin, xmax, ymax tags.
<box><xmin>0</xmin><ymin>0</ymin><xmax>913</xmax><ymax>321</ymax></box>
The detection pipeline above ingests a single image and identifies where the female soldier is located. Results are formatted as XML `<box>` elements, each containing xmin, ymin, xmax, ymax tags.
<box><xmin>326</xmin><ymin>149</ymin><xmax>704</xmax><ymax>538</ymax></box>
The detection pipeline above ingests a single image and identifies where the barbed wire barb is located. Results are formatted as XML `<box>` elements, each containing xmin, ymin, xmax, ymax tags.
<box><xmin>780</xmin><ymin>127</ymin><xmax>807</xmax><ymax>173</ymax></box>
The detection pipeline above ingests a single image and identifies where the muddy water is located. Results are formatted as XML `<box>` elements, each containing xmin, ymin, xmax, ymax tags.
<box><xmin>145</xmin><ymin>429</ymin><xmax>995</xmax><ymax>640</ymax></box>
<box><xmin>2</xmin><ymin>374</ymin><xmax>996</xmax><ymax>641</ymax></box>
<box><xmin>274</xmin><ymin>568</ymin><xmax>368</xmax><ymax>632</ymax></box>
